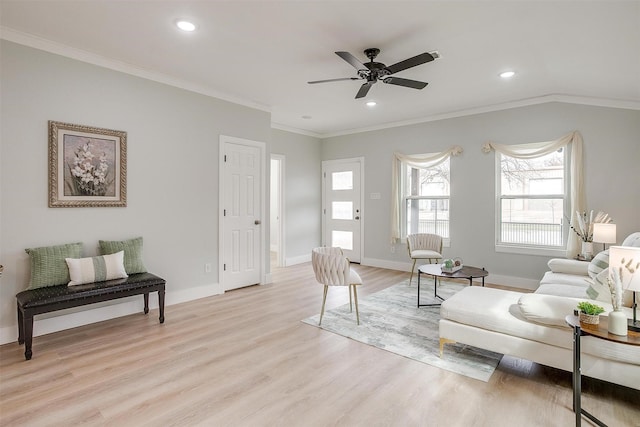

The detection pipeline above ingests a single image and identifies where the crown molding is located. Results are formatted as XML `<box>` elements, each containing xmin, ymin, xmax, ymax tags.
<box><xmin>271</xmin><ymin>122</ymin><xmax>322</xmax><ymax>139</ymax></box>
<box><xmin>320</xmin><ymin>94</ymin><xmax>640</xmax><ymax>138</ymax></box>
<box><xmin>0</xmin><ymin>26</ymin><xmax>271</xmax><ymax>113</ymax></box>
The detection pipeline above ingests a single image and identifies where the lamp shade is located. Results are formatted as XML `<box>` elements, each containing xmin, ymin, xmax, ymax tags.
<box><xmin>593</xmin><ymin>223</ymin><xmax>616</xmax><ymax>244</ymax></box>
<box><xmin>608</xmin><ymin>246</ymin><xmax>640</xmax><ymax>292</ymax></box>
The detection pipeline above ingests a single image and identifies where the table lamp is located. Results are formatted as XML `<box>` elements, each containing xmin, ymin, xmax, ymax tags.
<box><xmin>593</xmin><ymin>223</ymin><xmax>616</xmax><ymax>251</ymax></box>
<box><xmin>608</xmin><ymin>245</ymin><xmax>640</xmax><ymax>332</ymax></box>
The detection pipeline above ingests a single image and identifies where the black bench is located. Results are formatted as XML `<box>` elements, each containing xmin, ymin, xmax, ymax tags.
<box><xmin>16</xmin><ymin>272</ymin><xmax>165</xmax><ymax>360</ymax></box>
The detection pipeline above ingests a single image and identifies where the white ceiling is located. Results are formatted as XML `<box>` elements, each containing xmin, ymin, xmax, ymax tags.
<box><xmin>1</xmin><ymin>1</ymin><xmax>639</xmax><ymax>137</ymax></box>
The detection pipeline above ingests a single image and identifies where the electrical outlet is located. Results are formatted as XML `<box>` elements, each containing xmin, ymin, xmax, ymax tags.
<box><xmin>390</xmin><ymin>246</ymin><xmax>395</xmax><ymax>253</ymax></box>
<box><xmin>204</xmin><ymin>263</ymin><xmax>211</xmax><ymax>273</ymax></box>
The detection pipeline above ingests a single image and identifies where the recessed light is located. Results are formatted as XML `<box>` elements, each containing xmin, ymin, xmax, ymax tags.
<box><xmin>500</xmin><ymin>71</ymin><xmax>516</xmax><ymax>79</ymax></box>
<box><xmin>366</xmin><ymin>101</ymin><xmax>377</xmax><ymax>107</ymax></box>
<box><xmin>176</xmin><ymin>20</ymin><xmax>196</xmax><ymax>32</ymax></box>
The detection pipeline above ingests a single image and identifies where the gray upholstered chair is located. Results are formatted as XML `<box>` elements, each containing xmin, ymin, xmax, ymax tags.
<box><xmin>311</xmin><ymin>247</ymin><xmax>362</xmax><ymax>325</ymax></box>
<box><xmin>407</xmin><ymin>233</ymin><xmax>443</xmax><ymax>284</ymax></box>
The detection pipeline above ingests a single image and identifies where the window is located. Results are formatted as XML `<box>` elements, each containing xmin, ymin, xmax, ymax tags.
<box><xmin>498</xmin><ymin>148</ymin><xmax>567</xmax><ymax>248</ymax></box>
<box><xmin>403</xmin><ymin>159</ymin><xmax>450</xmax><ymax>239</ymax></box>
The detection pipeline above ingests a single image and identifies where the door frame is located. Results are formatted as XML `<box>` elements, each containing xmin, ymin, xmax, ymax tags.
<box><xmin>270</xmin><ymin>154</ymin><xmax>286</xmax><ymax>268</ymax></box>
<box><xmin>219</xmin><ymin>135</ymin><xmax>267</xmax><ymax>290</ymax></box>
<box><xmin>321</xmin><ymin>157</ymin><xmax>365</xmax><ymax>262</ymax></box>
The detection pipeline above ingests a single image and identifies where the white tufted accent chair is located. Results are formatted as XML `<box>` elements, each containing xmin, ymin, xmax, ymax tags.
<box><xmin>407</xmin><ymin>233</ymin><xmax>443</xmax><ymax>285</ymax></box>
<box><xmin>311</xmin><ymin>247</ymin><xmax>362</xmax><ymax>325</ymax></box>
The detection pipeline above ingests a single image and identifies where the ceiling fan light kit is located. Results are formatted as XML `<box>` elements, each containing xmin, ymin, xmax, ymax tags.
<box><xmin>308</xmin><ymin>47</ymin><xmax>437</xmax><ymax>99</ymax></box>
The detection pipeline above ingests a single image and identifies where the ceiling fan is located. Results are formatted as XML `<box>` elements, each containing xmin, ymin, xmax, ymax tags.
<box><xmin>308</xmin><ymin>48</ymin><xmax>438</xmax><ymax>99</ymax></box>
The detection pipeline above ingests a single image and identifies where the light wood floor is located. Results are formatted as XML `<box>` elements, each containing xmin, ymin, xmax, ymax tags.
<box><xmin>1</xmin><ymin>263</ymin><xmax>638</xmax><ymax>426</ymax></box>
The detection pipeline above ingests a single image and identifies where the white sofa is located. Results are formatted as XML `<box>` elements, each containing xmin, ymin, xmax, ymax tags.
<box><xmin>439</xmin><ymin>233</ymin><xmax>640</xmax><ymax>390</ymax></box>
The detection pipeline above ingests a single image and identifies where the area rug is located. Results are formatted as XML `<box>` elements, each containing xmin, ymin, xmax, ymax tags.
<box><xmin>301</xmin><ymin>279</ymin><xmax>502</xmax><ymax>382</ymax></box>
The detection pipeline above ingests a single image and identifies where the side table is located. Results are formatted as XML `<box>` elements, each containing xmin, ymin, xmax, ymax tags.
<box><xmin>565</xmin><ymin>314</ymin><xmax>640</xmax><ymax>427</ymax></box>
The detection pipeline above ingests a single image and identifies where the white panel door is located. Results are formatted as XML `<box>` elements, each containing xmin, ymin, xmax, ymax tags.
<box><xmin>223</xmin><ymin>142</ymin><xmax>261</xmax><ymax>290</ymax></box>
<box><xmin>322</xmin><ymin>159</ymin><xmax>362</xmax><ymax>263</ymax></box>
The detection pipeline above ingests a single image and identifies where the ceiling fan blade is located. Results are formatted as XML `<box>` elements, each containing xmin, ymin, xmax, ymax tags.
<box><xmin>335</xmin><ymin>51</ymin><xmax>367</xmax><ymax>70</ymax></box>
<box><xmin>385</xmin><ymin>52</ymin><xmax>434</xmax><ymax>75</ymax></box>
<box><xmin>308</xmin><ymin>77</ymin><xmax>361</xmax><ymax>84</ymax></box>
<box><xmin>355</xmin><ymin>82</ymin><xmax>373</xmax><ymax>99</ymax></box>
<box><xmin>383</xmin><ymin>77</ymin><xmax>428</xmax><ymax>89</ymax></box>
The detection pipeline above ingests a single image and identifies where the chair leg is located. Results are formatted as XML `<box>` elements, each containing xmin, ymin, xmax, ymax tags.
<box><xmin>352</xmin><ymin>285</ymin><xmax>360</xmax><ymax>325</ymax></box>
<box><xmin>409</xmin><ymin>259</ymin><xmax>417</xmax><ymax>285</ymax></box>
<box><xmin>319</xmin><ymin>285</ymin><xmax>329</xmax><ymax>325</ymax></box>
<box><xmin>349</xmin><ymin>284</ymin><xmax>353</xmax><ymax>313</ymax></box>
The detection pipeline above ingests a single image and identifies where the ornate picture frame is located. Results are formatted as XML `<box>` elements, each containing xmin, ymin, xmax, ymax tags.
<box><xmin>48</xmin><ymin>120</ymin><xmax>127</xmax><ymax>208</ymax></box>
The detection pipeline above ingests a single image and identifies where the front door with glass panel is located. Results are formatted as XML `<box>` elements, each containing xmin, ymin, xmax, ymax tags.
<box><xmin>322</xmin><ymin>159</ymin><xmax>362</xmax><ymax>263</ymax></box>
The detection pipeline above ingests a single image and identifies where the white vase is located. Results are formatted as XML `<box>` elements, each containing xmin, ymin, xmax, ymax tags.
<box><xmin>608</xmin><ymin>310</ymin><xmax>628</xmax><ymax>336</ymax></box>
<box><xmin>581</xmin><ymin>241</ymin><xmax>594</xmax><ymax>260</ymax></box>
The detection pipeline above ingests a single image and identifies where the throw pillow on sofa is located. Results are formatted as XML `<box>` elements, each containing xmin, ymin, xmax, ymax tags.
<box><xmin>586</xmin><ymin>268</ymin><xmax>612</xmax><ymax>303</ymax></box>
<box><xmin>587</xmin><ymin>249</ymin><xmax>609</xmax><ymax>279</ymax></box>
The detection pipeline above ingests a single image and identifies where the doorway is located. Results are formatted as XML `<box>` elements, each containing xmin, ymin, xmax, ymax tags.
<box><xmin>322</xmin><ymin>158</ymin><xmax>364</xmax><ymax>263</ymax></box>
<box><xmin>270</xmin><ymin>154</ymin><xmax>285</xmax><ymax>268</ymax></box>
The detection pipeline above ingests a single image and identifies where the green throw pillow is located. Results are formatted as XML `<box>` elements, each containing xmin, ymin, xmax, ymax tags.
<box><xmin>25</xmin><ymin>242</ymin><xmax>83</xmax><ymax>288</ymax></box>
<box><xmin>99</xmin><ymin>237</ymin><xmax>147</xmax><ymax>274</ymax></box>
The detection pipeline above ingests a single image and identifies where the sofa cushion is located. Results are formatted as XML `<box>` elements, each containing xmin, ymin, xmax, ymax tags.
<box><xmin>539</xmin><ymin>271</ymin><xmax>589</xmax><ymax>288</ymax></box>
<box><xmin>25</xmin><ymin>242</ymin><xmax>83</xmax><ymax>289</ymax></box>
<box><xmin>518</xmin><ymin>293</ymin><xmax>612</xmax><ymax>327</ymax></box>
<box><xmin>66</xmin><ymin>251</ymin><xmax>128</xmax><ymax>286</ymax></box>
<box><xmin>536</xmin><ymin>283</ymin><xmax>590</xmax><ymax>299</ymax></box>
<box><xmin>99</xmin><ymin>237</ymin><xmax>147</xmax><ymax>274</ymax></box>
<box><xmin>547</xmin><ymin>258</ymin><xmax>589</xmax><ymax>276</ymax></box>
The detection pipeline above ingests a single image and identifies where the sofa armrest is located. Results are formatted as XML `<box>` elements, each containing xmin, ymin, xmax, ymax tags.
<box><xmin>547</xmin><ymin>258</ymin><xmax>589</xmax><ymax>276</ymax></box>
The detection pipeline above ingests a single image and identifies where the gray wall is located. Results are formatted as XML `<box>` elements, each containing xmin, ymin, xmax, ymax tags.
<box><xmin>322</xmin><ymin>103</ymin><xmax>640</xmax><ymax>285</ymax></box>
<box><xmin>0</xmin><ymin>41</ymin><xmax>271</xmax><ymax>331</ymax></box>
<box><xmin>271</xmin><ymin>129</ymin><xmax>322</xmax><ymax>263</ymax></box>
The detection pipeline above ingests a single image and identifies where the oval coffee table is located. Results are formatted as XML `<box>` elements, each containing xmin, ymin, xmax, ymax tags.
<box><xmin>417</xmin><ymin>264</ymin><xmax>488</xmax><ymax>307</ymax></box>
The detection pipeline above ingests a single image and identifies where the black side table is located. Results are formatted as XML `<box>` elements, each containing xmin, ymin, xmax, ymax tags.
<box><xmin>565</xmin><ymin>314</ymin><xmax>640</xmax><ymax>427</ymax></box>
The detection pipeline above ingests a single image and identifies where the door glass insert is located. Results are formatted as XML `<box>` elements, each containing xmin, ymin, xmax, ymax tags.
<box><xmin>332</xmin><ymin>201</ymin><xmax>353</xmax><ymax>220</ymax></box>
<box><xmin>332</xmin><ymin>171</ymin><xmax>353</xmax><ymax>190</ymax></box>
<box><xmin>332</xmin><ymin>230</ymin><xmax>353</xmax><ymax>250</ymax></box>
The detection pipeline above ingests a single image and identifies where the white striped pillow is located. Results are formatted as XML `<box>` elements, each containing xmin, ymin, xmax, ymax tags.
<box><xmin>587</xmin><ymin>249</ymin><xmax>609</xmax><ymax>279</ymax></box>
<box><xmin>65</xmin><ymin>251</ymin><xmax>128</xmax><ymax>286</ymax></box>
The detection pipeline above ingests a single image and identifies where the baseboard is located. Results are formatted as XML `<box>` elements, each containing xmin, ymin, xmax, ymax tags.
<box><xmin>361</xmin><ymin>257</ymin><xmax>411</xmax><ymax>272</ymax></box>
<box><xmin>285</xmin><ymin>253</ymin><xmax>311</xmax><ymax>266</ymax></box>
<box><xmin>360</xmin><ymin>257</ymin><xmax>539</xmax><ymax>290</ymax></box>
<box><xmin>0</xmin><ymin>282</ymin><xmax>222</xmax><ymax>345</ymax></box>
<box><xmin>487</xmin><ymin>274</ymin><xmax>539</xmax><ymax>291</ymax></box>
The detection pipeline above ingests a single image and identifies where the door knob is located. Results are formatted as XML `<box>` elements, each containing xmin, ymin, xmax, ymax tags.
<box><xmin>255</xmin><ymin>220</ymin><xmax>261</xmax><ymax>225</ymax></box>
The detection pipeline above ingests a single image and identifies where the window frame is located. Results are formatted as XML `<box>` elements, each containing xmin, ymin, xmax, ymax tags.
<box><xmin>400</xmin><ymin>160</ymin><xmax>451</xmax><ymax>247</ymax></box>
<box><xmin>494</xmin><ymin>148</ymin><xmax>570</xmax><ymax>257</ymax></box>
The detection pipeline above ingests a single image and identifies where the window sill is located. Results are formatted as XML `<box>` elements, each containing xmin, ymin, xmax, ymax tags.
<box><xmin>495</xmin><ymin>244</ymin><xmax>567</xmax><ymax>258</ymax></box>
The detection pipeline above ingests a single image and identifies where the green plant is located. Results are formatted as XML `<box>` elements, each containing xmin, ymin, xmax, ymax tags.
<box><xmin>577</xmin><ymin>301</ymin><xmax>605</xmax><ymax>315</ymax></box>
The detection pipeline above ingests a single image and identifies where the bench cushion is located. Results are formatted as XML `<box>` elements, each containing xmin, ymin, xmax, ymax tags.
<box><xmin>16</xmin><ymin>272</ymin><xmax>164</xmax><ymax>309</ymax></box>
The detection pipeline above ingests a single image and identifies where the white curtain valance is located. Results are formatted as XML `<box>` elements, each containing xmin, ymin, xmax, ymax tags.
<box><xmin>482</xmin><ymin>131</ymin><xmax>584</xmax><ymax>257</ymax></box>
<box><xmin>390</xmin><ymin>146</ymin><xmax>463</xmax><ymax>244</ymax></box>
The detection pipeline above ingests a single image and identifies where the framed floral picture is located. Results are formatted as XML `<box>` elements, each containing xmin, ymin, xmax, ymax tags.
<box><xmin>48</xmin><ymin>121</ymin><xmax>127</xmax><ymax>207</ymax></box>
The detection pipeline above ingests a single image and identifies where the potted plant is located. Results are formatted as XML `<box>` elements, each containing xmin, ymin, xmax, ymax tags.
<box><xmin>577</xmin><ymin>301</ymin><xmax>605</xmax><ymax>325</ymax></box>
